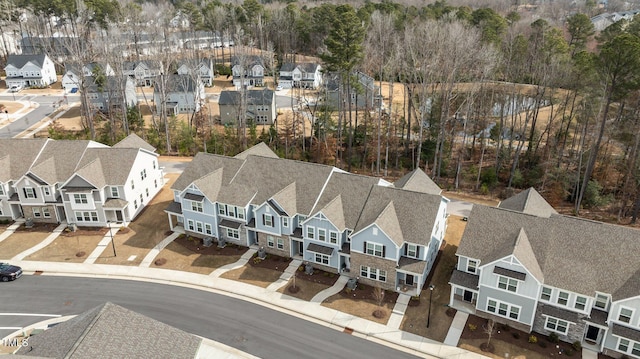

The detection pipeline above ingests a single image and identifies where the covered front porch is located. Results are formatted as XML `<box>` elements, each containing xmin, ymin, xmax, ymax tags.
<box><xmin>396</xmin><ymin>256</ymin><xmax>427</xmax><ymax>296</ymax></box>
<box><xmin>164</xmin><ymin>201</ymin><xmax>183</xmax><ymax>230</ymax></box>
<box><xmin>104</xmin><ymin>198</ymin><xmax>129</xmax><ymax>225</ymax></box>
<box><xmin>448</xmin><ymin>269</ymin><xmax>480</xmax><ymax>314</ymax></box>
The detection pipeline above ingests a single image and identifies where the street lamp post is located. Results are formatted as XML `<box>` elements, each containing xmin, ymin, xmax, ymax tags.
<box><xmin>107</xmin><ymin>220</ymin><xmax>116</xmax><ymax>257</ymax></box>
<box><xmin>427</xmin><ymin>284</ymin><xmax>435</xmax><ymax>328</ymax></box>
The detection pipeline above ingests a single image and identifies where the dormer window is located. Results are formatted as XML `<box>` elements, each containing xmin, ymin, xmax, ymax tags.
<box><xmin>43</xmin><ymin>187</ymin><xmax>50</xmax><ymax>196</ymax></box>
<box><xmin>24</xmin><ymin>188</ymin><xmax>36</xmax><ymax>199</ymax></box>
<box><xmin>0</xmin><ymin>185</ymin><xmax>5</xmax><ymax>196</ymax></box>
<box><xmin>406</xmin><ymin>244</ymin><xmax>418</xmax><ymax>258</ymax></box>
<box><xmin>619</xmin><ymin>308</ymin><xmax>633</xmax><ymax>324</ymax></box>
<box><xmin>282</xmin><ymin>217</ymin><xmax>289</xmax><ymax>228</ymax></box>
<box><xmin>467</xmin><ymin>259</ymin><xmax>478</xmax><ymax>274</ymax></box>
<box><xmin>73</xmin><ymin>194</ymin><xmax>88</xmax><ymax>204</ymax></box>
<box><xmin>594</xmin><ymin>293</ymin><xmax>609</xmax><ymax>310</ymax></box>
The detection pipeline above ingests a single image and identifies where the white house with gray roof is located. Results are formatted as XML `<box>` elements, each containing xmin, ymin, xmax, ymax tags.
<box><xmin>278</xmin><ymin>62</ymin><xmax>322</xmax><ymax>89</ymax></box>
<box><xmin>4</xmin><ymin>53</ymin><xmax>57</xmax><ymax>89</ymax></box>
<box><xmin>165</xmin><ymin>143</ymin><xmax>448</xmax><ymax>295</ymax></box>
<box><xmin>154</xmin><ymin>74</ymin><xmax>206</xmax><ymax>115</ymax></box>
<box><xmin>1</xmin><ymin>134</ymin><xmax>163</xmax><ymax>227</ymax></box>
<box><xmin>218</xmin><ymin>89</ymin><xmax>276</xmax><ymax>125</ymax></box>
<box><xmin>449</xmin><ymin>187</ymin><xmax>640</xmax><ymax>357</ymax></box>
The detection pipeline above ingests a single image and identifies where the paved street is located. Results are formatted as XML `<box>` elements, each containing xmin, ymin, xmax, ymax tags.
<box><xmin>0</xmin><ymin>276</ymin><xmax>420</xmax><ymax>359</ymax></box>
<box><xmin>0</xmin><ymin>93</ymin><xmax>74</xmax><ymax>138</ymax></box>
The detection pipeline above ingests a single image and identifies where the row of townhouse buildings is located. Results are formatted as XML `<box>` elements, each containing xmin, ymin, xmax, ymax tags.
<box><xmin>449</xmin><ymin>188</ymin><xmax>640</xmax><ymax>358</ymax></box>
<box><xmin>0</xmin><ymin>134</ymin><xmax>164</xmax><ymax>227</ymax></box>
<box><xmin>165</xmin><ymin>143</ymin><xmax>449</xmax><ymax>295</ymax></box>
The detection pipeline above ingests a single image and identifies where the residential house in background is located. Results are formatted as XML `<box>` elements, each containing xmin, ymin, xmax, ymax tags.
<box><xmin>153</xmin><ymin>74</ymin><xmax>205</xmax><ymax>116</ymax></box>
<box><xmin>448</xmin><ymin>188</ymin><xmax>640</xmax><ymax>357</ymax></box>
<box><xmin>4</xmin><ymin>53</ymin><xmax>57</xmax><ymax>89</ymax></box>
<box><xmin>278</xmin><ymin>63</ymin><xmax>322</xmax><ymax>89</ymax></box>
<box><xmin>176</xmin><ymin>58</ymin><xmax>215</xmax><ymax>87</ymax></box>
<box><xmin>20</xmin><ymin>36</ymin><xmax>87</xmax><ymax>63</ymax></box>
<box><xmin>324</xmin><ymin>71</ymin><xmax>381</xmax><ymax>110</ymax></box>
<box><xmin>0</xmin><ymin>135</ymin><xmax>163</xmax><ymax>227</ymax></box>
<box><xmin>84</xmin><ymin>76</ymin><xmax>137</xmax><ymax>113</ymax></box>
<box><xmin>122</xmin><ymin>60</ymin><xmax>161</xmax><ymax>87</ymax></box>
<box><xmin>165</xmin><ymin>143</ymin><xmax>448</xmax><ymax>295</ymax></box>
<box><xmin>62</xmin><ymin>62</ymin><xmax>115</xmax><ymax>93</ymax></box>
<box><xmin>218</xmin><ymin>89</ymin><xmax>276</xmax><ymax>125</ymax></box>
<box><xmin>231</xmin><ymin>55</ymin><xmax>264</xmax><ymax>88</ymax></box>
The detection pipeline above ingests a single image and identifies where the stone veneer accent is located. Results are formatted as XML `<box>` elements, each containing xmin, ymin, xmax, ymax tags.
<box><xmin>474</xmin><ymin>310</ymin><xmax>531</xmax><ymax>334</ymax></box>
<box><xmin>257</xmin><ymin>232</ymin><xmax>291</xmax><ymax>257</ymax></box>
<box><xmin>349</xmin><ymin>252</ymin><xmax>397</xmax><ymax>291</ymax></box>
<box><xmin>531</xmin><ymin>306</ymin><xmax>586</xmax><ymax>344</ymax></box>
<box><xmin>23</xmin><ymin>205</ymin><xmax>58</xmax><ymax>223</ymax></box>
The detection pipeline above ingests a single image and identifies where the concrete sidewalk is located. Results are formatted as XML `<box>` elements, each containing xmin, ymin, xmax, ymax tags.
<box><xmin>139</xmin><ymin>232</ymin><xmax>181</xmax><ymax>267</ymax></box>
<box><xmin>310</xmin><ymin>275</ymin><xmax>348</xmax><ymax>303</ymax></box>
<box><xmin>209</xmin><ymin>248</ymin><xmax>257</xmax><ymax>277</ymax></box>
<box><xmin>11</xmin><ymin>223</ymin><xmax>66</xmax><ymax>260</ymax></box>
<box><xmin>84</xmin><ymin>223</ymin><xmax>122</xmax><ymax>264</ymax></box>
<box><xmin>443</xmin><ymin>311</ymin><xmax>469</xmax><ymax>346</ymax></box>
<box><xmin>0</xmin><ymin>219</ymin><xmax>25</xmax><ymax>244</ymax></box>
<box><xmin>12</xmin><ymin>260</ymin><xmax>490</xmax><ymax>359</ymax></box>
<box><xmin>266</xmin><ymin>259</ymin><xmax>302</xmax><ymax>292</ymax></box>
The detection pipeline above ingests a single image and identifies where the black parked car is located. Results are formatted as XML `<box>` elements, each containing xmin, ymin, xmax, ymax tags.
<box><xmin>0</xmin><ymin>263</ymin><xmax>22</xmax><ymax>282</ymax></box>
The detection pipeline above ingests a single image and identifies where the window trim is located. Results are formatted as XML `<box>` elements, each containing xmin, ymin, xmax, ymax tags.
<box><xmin>467</xmin><ymin>259</ymin><xmax>478</xmax><ymax>274</ymax></box>
<box><xmin>318</xmin><ymin>228</ymin><xmax>326</xmax><ymax>242</ymax></box>
<box><xmin>619</xmin><ymin>307</ymin><xmax>634</xmax><ymax>324</ymax></box>
<box><xmin>407</xmin><ymin>243</ymin><xmax>418</xmax><ymax>258</ymax></box>
<box><xmin>263</xmin><ymin>214</ymin><xmax>274</xmax><ymax>227</ymax></box>
<box><xmin>574</xmin><ymin>296</ymin><xmax>587</xmax><ymax>311</ymax></box>
<box><xmin>314</xmin><ymin>253</ymin><xmax>329</xmax><ymax>265</ymax></box>
<box><xmin>267</xmin><ymin>235</ymin><xmax>275</xmax><ymax>248</ymax></box>
<box><xmin>110</xmin><ymin>186</ymin><xmax>119</xmax><ymax>197</ymax></box>
<box><xmin>205</xmin><ymin>223</ymin><xmax>212</xmax><ymax>235</ymax></box>
<box><xmin>32</xmin><ymin>207</ymin><xmax>41</xmax><ymax>217</ymax></box>
<box><xmin>42</xmin><ymin>207</ymin><xmax>51</xmax><ymax>218</ymax></box>
<box><xmin>557</xmin><ymin>291</ymin><xmax>569</xmax><ymax>306</ymax></box>
<box><xmin>545</xmin><ymin>316</ymin><xmax>569</xmax><ymax>335</ymax></box>
<box><xmin>276</xmin><ymin>238</ymin><xmax>284</xmax><ymax>250</ymax></box>
<box><xmin>190</xmin><ymin>200</ymin><xmax>203</xmax><ymax>213</ymax></box>
<box><xmin>360</xmin><ymin>265</ymin><xmax>387</xmax><ymax>282</ymax></box>
<box><xmin>366</xmin><ymin>242</ymin><xmax>384</xmax><ymax>257</ymax></box>
<box><xmin>282</xmin><ymin>217</ymin><xmax>289</xmax><ymax>228</ymax></box>
<box><xmin>187</xmin><ymin>219</ymin><xmax>195</xmax><ymax>231</ymax></box>
<box><xmin>24</xmin><ymin>187</ymin><xmax>36</xmax><ymax>199</ymax></box>
<box><xmin>486</xmin><ymin>297</ymin><xmax>521</xmax><ymax>321</ymax></box>
<box><xmin>541</xmin><ymin>286</ymin><xmax>552</xmax><ymax>301</ymax></box>
<box><xmin>226</xmin><ymin>228</ymin><xmax>239</xmax><ymax>239</ymax></box>
<box><xmin>498</xmin><ymin>276</ymin><xmax>518</xmax><ymax>293</ymax></box>
<box><xmin>73</xmin><ymin>193</ymin><xmax>88</xmax><ymax>204</ymax></box>
<box><xmin>306</xmin><ymin>226</ymin><xmax>315</xmax><ymax>239</ymax></box>
<box><xmin>329</xmin><ymin>231</ymin><xmax>338</xmax><ymax>244</ymax></box>
<box><xmin>595</xmin><ymin>293</ymin><xmax>609</xmax><ymax>310</ymax></box>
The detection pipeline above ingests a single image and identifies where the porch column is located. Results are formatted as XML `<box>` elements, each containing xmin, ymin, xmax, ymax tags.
<box><xmin>449</xmin><ymin>285</ymin><xmax>456</xmax><ymax>307</ymax></box>
<box><xmin>167</xmin><ymin>212</ymin><xmax>174</xmax><ymax>230</ymax></box>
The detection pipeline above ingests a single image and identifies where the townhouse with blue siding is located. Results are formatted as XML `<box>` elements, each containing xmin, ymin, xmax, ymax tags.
<box><xmin>165</xmin><ymin>143</ymin><xmax>449</xmax><ymax>295</ymax></box>
<box><xmin>449</xmin><ymin>188</ymin><xmax>640</xmax><ymax>357</ymax></box>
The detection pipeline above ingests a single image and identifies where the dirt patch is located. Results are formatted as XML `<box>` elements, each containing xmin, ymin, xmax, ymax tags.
<box><xmin>60</xmin><ymin>226</ymin><xmax>108</xmax><ymax>237</ymax></box>
<box><xmin>248</xmin><ymin>252</ymin><xmax>292</xmax><ymax>272</ymax></box>
<box><xmin>322</xmin><ymin>283</ymin><xmax>399</xmax><ymax>325</ymax></box>
<box><xmin>95</xmin><ymin>174</ymin><xmax>178</xmax><ymax>265</ymax></box>
<box><xmin>151</xmin><ymin>237</ymin><xmax>246</xmax><ymax>275</ymax></box>
<box><xmin>15</xmin><ymin>223</ymin><xmax>59</xmax><ymax>233</ymax></box>
<box><xmin>401</xmin><ymin>215</ymin><xmax>466</xmax><ymax>341</ymax></box>
<box><xmin>220</xmin><ymin>264</ymin><xmax>284</xmax><ymax>288</ymax></box>
<box><xmin>460</xmin><ymin>314</ymin><xmax>583</xmax><ymax>359</ymax></box>
<box><xmin>277</xmin><ymin>268</ymin><xmax>339</xmax><ymax>301</ymax></box>
<box><xmin>0</xmin><ymin>231</ymin><xmax>50</xmax><ymax>259</ymax></box>
<box><xmin>443</xmin><ymin>191</ymin><xmax>500</xmax><ymax>207</ymax></box>
<box><xmin>25</xmin><ymin>234</ymin><xmax>105</xmax><ymax>262</ymax></box>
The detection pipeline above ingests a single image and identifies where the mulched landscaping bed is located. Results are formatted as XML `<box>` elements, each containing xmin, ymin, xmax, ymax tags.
<box><xmin>16</xmin><ymin>223</ymin><xmax>59</xmax><ymax>232</ymax></box>
<box><xmin>249</xmin><ymin>253</ymin><xmax>292</xmax><ymax>272</ymax></box>
<box><xmin>174</xmin><ymin>234</ymin><xmax>247</xmax><ymax>256</ymax></box>
<box><xmin>295</xmin><ymin>266</ymin><xmax>340</xmax><ymax>286</ymax></box>
<box><xmin>461</xmin><ymin>314</ymin><xmax>583</xmax><ymax>357</ymax></box>
<box><xmin>60</xmin><ymin>226</ymin><xmax>108</xmax><ymax>237</ymax></box>
<box><xmin>338</xmin><ymin>282</ymin><xmax>399</xmax><ymax>304</ymax></box>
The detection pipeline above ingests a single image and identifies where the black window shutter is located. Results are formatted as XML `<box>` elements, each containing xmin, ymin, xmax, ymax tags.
<box><xmin>382</xmin><ymin>246</ymin><xmax>386</xmax><ymax>257</ymax></box>
<box><xmin>34</xmin><ymin>189</ymin><xmax>37</xmax><ymax>198</ymax></box>
<box><xmin>23</xmin><ymin>188</ymin><xmax>27</xmax><ymax>197</ymax></box>
<box><xmin>262</xmin><ymin>214</ymin><xmax>265</xmax><ymax>225</ymax></box>
<box><xmin>404</xmin><ymin>245</ymin><xmax>408</xmax><ymax>256</ymax></box>
<box><xmin>363</xmin><ymin>241</ymin><xmax>367</xmax><ymax>253</ymax></box>
<box><xmin>417</xmin><ymin>246</ymin><xmax>420</xmax><ymax>258</ymax></box>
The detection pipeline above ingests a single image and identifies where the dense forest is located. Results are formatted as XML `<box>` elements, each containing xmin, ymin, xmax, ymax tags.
<box><xmin>4</xmin><ymin>0</ymin><xmax>640</xmax><ymax>223</ymax></box>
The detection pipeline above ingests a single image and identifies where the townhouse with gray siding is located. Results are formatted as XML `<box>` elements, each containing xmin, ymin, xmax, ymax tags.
<box><xmin>165</xmin><ymin>143</ymin><xmax>448</xmax><ymax>295</ymax></box>
<box><xmin>449</xmin><ymin>188</ymin><xmax>640</xmax><ymax>357</ymax></box>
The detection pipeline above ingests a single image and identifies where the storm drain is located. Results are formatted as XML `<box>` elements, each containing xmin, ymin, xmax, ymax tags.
<box><xmin>343</xmin><ymin>327</ymin><xmax>353</xmax><ymax>335</ymax></box>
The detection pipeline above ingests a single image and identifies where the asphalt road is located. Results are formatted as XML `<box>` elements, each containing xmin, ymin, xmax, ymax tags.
<box><xmin>0</xmin><ymin>276</ymin><xmax>421</xmax><ymax>359</ymax></box>
<box><xmin>446</xmin><ymin>199</ymin><xmax>473</xmax><ymax>217</ymax></box>
<box><xmin>0</xmin><ymin>93</ymin><xmax>71</xmax><ymax>139</ymax></box>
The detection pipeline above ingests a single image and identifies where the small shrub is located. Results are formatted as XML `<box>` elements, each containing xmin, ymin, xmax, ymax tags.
<box><xmin>298</xmin><ymin>266</ymin><xmax>304</xmax><ymax>272</ymax></box>
<box><xmin>571</xmin><ymin>341</ymin><xmax>582</xmax><ymax>351</ymax></box>
<box><xmin>528</xmin><ymin>335</ymin><xmax>538</xmax><ymax>344</ymax></box>
<box><xmin>323</xmin><ymin>272</ymin><xmax>330</xmax><ymax>277</ymax></box>
<box><xmin>252</xmin><ymin>257</ymin><xmax>261</xmax><ymax>264</ymax></box>
<box><xmin>512</xmin><ymin>332</ymin><xmax>521</xmax><ymax>340</ymax></box>
<box><xmin>565</xmin><ymin>348</ymin><xmax>574</xmax><ymax>356</ymax></box>
<box><xmin>548</xmin><ymin>332</ymin><xmax>559</xmax><ymax>343</ymax></box>
<box><xmin>345</xmin><ymin>288</ymin><xmax>352</xmax><ymax>294</ymax></box>
<box><xmin>154</xmin><ymin>258</ymin><xmax>167</xmax><ymax>266</ymax></box>
<box><xmin>468</xmin><ymin>323</ymin><xmax>477</xmax><ymax>331</ymax></box>
<box><xmin>538</xmin><ymin>341</ymin><xmax>547</xmax><ymax>348</ymax></box>
<box><xmin>75</xmin><ymin>251</ymin><xmax>86</xmax><ymax>257</ymax></box>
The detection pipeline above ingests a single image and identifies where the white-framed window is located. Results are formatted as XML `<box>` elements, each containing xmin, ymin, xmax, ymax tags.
<box><xmin>205</xmin><ymin>223</ymin><xmax>212</xmax><ymax>235</ymax></box>
<box><xmin>237</xmin><ymin>208</ymin><xmax>245</xmax><ymax>220</ymax></box>
<box><xmin>618</xmin><ymin>338</ymin><xmax>630</xmax><ymax>353</ymax></box>
<box><xmin>307</xmin><ymin>226</ymin><xmax>315</xmax><ymax>239</ymax></box>
<box><xmin>541</xmin><ymin>286</ymin><xmax>552</xmax><ymax>301</ymax></box>
<box><xmin>329</xmin><ymin>231</ymin><xmax>338</xmax><ymax>244</ymax></box>
<box><xmin>24</xmin><ymin>187</ymin><xmax>36</xmax><ymax>199</ymax></box>
<box><xmin>196</xmin><ymin>221</ymin><xmax>203</xmax><ymax>233</ymax></box>
<box><xmin>75</xmin><ymin>211</ymin><xmax>98</xmax><ymax>222</ymax></box>
<box><xmin>318</xmin><ymin>228</ymin><xmax>326</xmax><ymax>241</ymax></box>
<box><xmin>134</xmin><ymin>200</ymin><xmax>138</xmax><ymax>209</ymax></box>
<box><xmin>545</xmin><ymin>317</ymin><xmax>569</xmax><ymax>334</ymax></box>
<box><xmin>633</xmin><ymin>342</ymin><xmax>640</xmax><ymax>357</ymax></box>
<box><xmin>42</xmin><ymin>207</ymin><xmax>50</xmax><ymax>218</ymax></box>
<box><xmin>619</xmin><ymin>307</ymin><xmax>634</xmax><ymax>324</ymax></box>
<box><xmin>146</xmin><ymin>188</ymin><xmax>149</xmax><ymax>197</ymax></box>
<box><xmin>33</xmin><ymin>207</ymin><xmax>41</xmax><ymax>217</ymax></box>
<box><xmin>131</xmin><ymin>180</ymin><xmax>135</xmax><ymax>190</ymax></box>
<box><xmin>263</xmin><ymin>214</ymin><xmax>273</xmax><ymax>227</ymax></box>
<box><xmin>276</xmin><ymin>238</ymin><xmax>284</xmax><ymax>249</ymax></box>
<box><xmin>111</xmin><ymin>186</ymin><xmax>119</xmax><ymax>197</ymax></box>
<box><xmin>360</xmin><ymin>265</ymin><xmax>386</xmax><ymax>282</ymax></box>
<box><xmin>0</xmin><ymin>185</ymin><xmax>4</xmax><ymax>196</ymax></box>
<box><xmin>267</xmin><ymin>235</ymin><xmax>275</xmax><ymax>247</ymax></box>
<box><xmin>595</xmin><ymin>294</ymin><xmax>609</xmax><ymax>310</ymax></box>
<box><xmin>154</xmin><ymin>179</ymin><xmax>158</xmax><ymax>188</ymax></box>
<box><xmin>366</xmin><ymin>242</ymin><xmax>384</xmax><ymax>257</ymax></box>
<box><xmin>218</xmin><ymin>204</ymin><xmax>226</xmax><ymax>215</ymax></box>
<box><xmin>575</xmin><ymin>296</ymin><xmax>587</xmax><ymax>311</ymax></box>
<box><xmin>315</xmin><ymin>253</ymin><xmax>329</xmax><ymax>265</ymax></box>
<box><xmin>557</xmin><ymin>291</ymin><xmax>569</xmax><ymax>306</ymax></box>
<box><xmin>407</xmin><ymin>244</ymin><xmax>418</xmax><ymax>258</ymax></box>
<box><xmin>227</xmin><ymin>228</ymin><xmax>239</xmax><ymax>239</ymax></box>
<box><xmin>191</xmin><ymin>201</ymin><xmax>203</xmax><ymax>212</ymax></box>
<box><xmin>74</xmin><ymin>194</ymin><xmax>88</xmax><ymax>204</ymax></box>
<box><xmin>43</xmin><ymin>187</ymin><xmax>50</xmax><ymax>196</ymax></box>
<box><xmin>486</xmin><ymin>298</ymin><xmax>520</xmax><ymax>320</ymax></box>
<box><xmin>466</xmin><ymin>259</ymin><xmax>478</xmax><ymax>273</ymax></box>
<box><xmin>282</xmin><ymin>217</ymin><xmax>289</xmax><ymax>228</ymax></box>
<box><xmin>139</xmin><ymin>193</ymin><xmax>144</xmax><ymax>204</ymax></box>
<box><xmin>153</xmin><ymin>161</ymin><xmax>156</xmax><ymax>169</ymax></box>
<box><xmin>187</xmin><ymin>219</ymin><xmax>194</xmax><ymax>231</ymax></box>
<box><xmin>498</xmin><ymin>276</ymin><xmax>518</xmax><ymax>292</ymax></box>
<box><xmin>140</xmin><ymin>169</ymin><xmax>147</xmax><ymax>180</ymax></box>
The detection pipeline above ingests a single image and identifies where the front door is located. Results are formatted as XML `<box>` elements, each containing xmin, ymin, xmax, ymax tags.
<box><xmin>463</xmin><ymin>290</ymin><xmax>474</xmax><ymax>302</ymax></box>
<box><xmin>406</xmin><ymin>274</ymin><xmax>414</xmax><ymax>286</ymax></box>
<box><xmin>585</xmin><ymin>325</ymin><xmax>600</xmax><ymax>342</ymax></box>
<box><xmin>298</xmin><ymin>241</ymin><xmax>304</xmax><ymax>256</ymax></box>
<box><xmin>116</xmin><ymin>210</ymin><xmax>123</xmax><ymax>222</ymax></box>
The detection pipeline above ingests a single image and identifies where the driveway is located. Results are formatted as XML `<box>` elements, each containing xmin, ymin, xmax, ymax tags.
<box><xmin>446</xmin><ymin>198</ymin><xmax>473</xmax><ymax>217</ymax></box>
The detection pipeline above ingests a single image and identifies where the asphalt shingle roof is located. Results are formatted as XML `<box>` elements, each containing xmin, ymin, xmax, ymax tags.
<box><xmin>171</xmin><ymin>152</ymin><xmax>244</xmax><ymax>192</ymax></box>
<box><xmin>218</xmin><ymin>89</ymin><xmax>275</xmax><ymax>106</ymax></box>
<box><xmin>458</xmin><ymin>204</ymin><xmax>640</xmax><ymax>300</ymax></box>
<box><xmin>6</xmin><ymin>54</ymin><xmax>47</xmax><ymax>69</ymax></box>
<box><xmin>16</xmin><ymin>302</ymin><xmax>201</xmax><ymax>358</ymax></box>
<box><xmin>498</xmin><ymin>187</ymin><xmax>558</xmax><ymax>217</ymax></box>
<box><xmin>113</xmin><ymin>133</ymin><xmax>156</xmax><ymax>152</ymax></box>
<box><xmin>0</xmin><ymin>139</ymin><xmax>50</xmax><ymax>183</ymax></box>
<box><xmin>395</xmin><ymin>169</ymin><xmax>442</xmax><ymax>195</ymax></box>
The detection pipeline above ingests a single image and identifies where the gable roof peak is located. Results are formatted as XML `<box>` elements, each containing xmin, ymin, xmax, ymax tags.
<box><xmin>394</xmin><ymin>169</ymin><xmax>442</xmax><ymax>195</ymax></box>
<box><xmin>498</xmin><ymin>187</ymin><xmax>558</xmax><ymax>218</ymax></box>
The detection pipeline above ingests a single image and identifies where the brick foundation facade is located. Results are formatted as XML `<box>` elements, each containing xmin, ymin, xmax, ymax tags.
<box><xmin>532</xmin><ymin>307</ymin><xmax>586</xmax><ymax>344</ymax></box>
<box><xmin>23</xmin><ymin>205</ymin><xmax>58</xmax><ymax>223</ymax></box>
<box><xmin>474</xmin><ymin>310</ymin><xmax>532</xmax><ymax>334</ymax></box>
<box><xmin>256</xmin><ymin>232</ymin><xmax>291</xmax><ymax>257</ymax></box>
<box><xmin>349</xmin><ymin>252</ymin><xmax>397</xmax><ymax>291</ymax></box>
